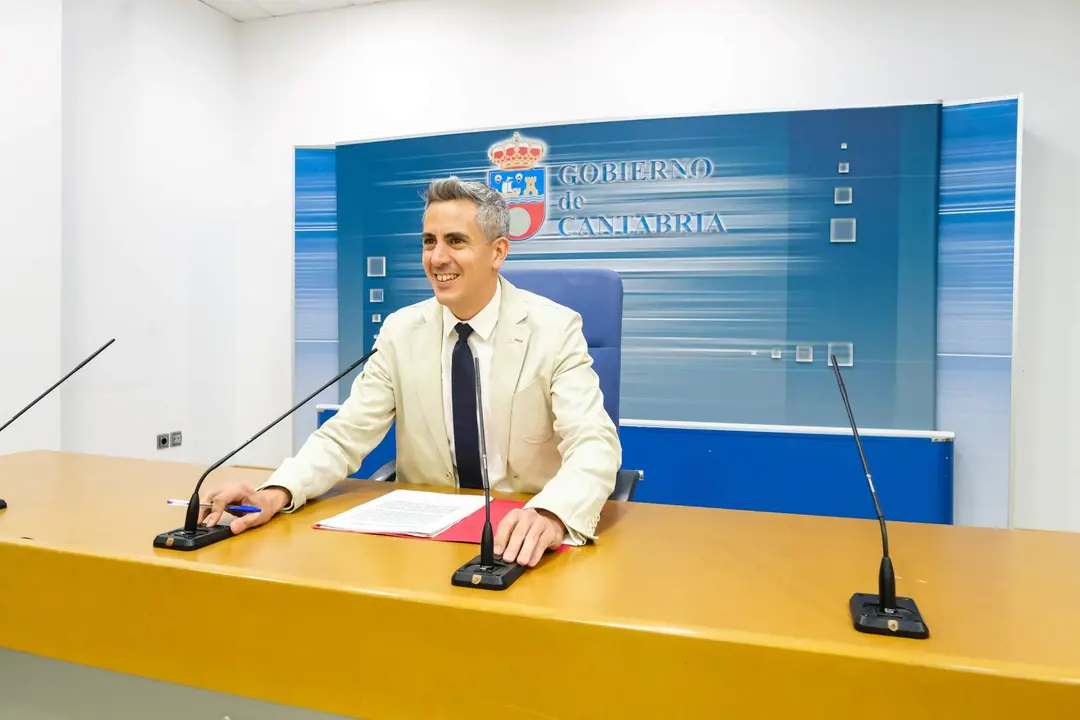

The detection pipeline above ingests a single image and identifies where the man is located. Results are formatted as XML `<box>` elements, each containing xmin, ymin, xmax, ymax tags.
<box><xmin>203</xmin><ymin>176</ymin><xmax>621</xmax><ymax>567</ymax></box>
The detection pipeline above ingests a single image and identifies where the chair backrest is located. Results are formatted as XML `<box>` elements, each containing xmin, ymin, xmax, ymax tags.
<box><xmin>500</xmin><ymin>268</ymin><xmax>623</xmax><ymax>424</ymax></box>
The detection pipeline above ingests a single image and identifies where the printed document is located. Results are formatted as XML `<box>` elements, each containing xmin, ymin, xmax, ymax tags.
<box><xmin>314</xmin><ymin>489</ymin><xmax>486</xmax><ymax>537</ymax></box>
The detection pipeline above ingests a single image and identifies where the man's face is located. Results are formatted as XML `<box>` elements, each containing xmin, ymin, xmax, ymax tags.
<box><xmin>422</xmin><ymin>199</ymin><xmax>507</xmax><ymax>319</ymax></box>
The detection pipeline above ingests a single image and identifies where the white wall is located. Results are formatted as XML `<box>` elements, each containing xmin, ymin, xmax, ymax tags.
<box><xmin>61</xmin><ymin>0</ymin><xmax>240</xmax><ymax>464</ymax></box>
<box><xmin>0</xmin><ymin>0</ymin><xmax>62</xmax><ymax>454</ymax></box>
<box><xmin>236</xmin><ymin>0</ymin><xmax>1080</xmax><ymax>531</ymax></box>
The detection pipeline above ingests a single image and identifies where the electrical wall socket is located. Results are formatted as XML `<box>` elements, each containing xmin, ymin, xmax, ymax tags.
<box><xmin>169</xmin><ymin>431</ymin><xmax>182</xmax><ymax>447</ymax></box>
<box><xmin>156</xmin><ymin>433</ymin><xmax>169</xmax><ymax>450</ymax></box>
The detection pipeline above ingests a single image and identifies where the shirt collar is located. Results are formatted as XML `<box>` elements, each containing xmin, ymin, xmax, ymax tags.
<box><xmin>443</xmin><ymin>280</ymin><xmax>501</xmax><ymax>341</ymax></box>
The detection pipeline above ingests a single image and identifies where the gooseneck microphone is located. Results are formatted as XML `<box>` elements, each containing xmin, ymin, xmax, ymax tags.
<box><xmin>0</xmin><ymin>338</ymin><xmax>116</xmax><ymax>511</ymax></box>
<box><xmin>831</xmin><ymin>354</ymin><xmax>929</xmax><ymax>639</ymax></box>
<box><xmin>451</xmin><ymin>358</ymin><xmax>526</xmax><ymax>590</ymax></box>
<box><xmin>154</xmin><ymin>348</ymin><xmax>378</xmax><ymax>551</ymax></box>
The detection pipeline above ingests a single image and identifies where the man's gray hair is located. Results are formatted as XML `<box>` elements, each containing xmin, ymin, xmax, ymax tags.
<box><xmin>423</xmin><ymin>176</ymin><xmax>510</xmax><ymax>242</ymax></box>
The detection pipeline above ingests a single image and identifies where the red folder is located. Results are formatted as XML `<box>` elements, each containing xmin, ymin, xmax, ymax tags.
<box><xmin>431</xmin><ymin>498</ymin><xmax>527</xmax><ymax>544</ymax></box>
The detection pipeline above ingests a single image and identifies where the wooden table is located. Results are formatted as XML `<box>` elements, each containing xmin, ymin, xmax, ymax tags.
<box><xmin>1</xmin><ymin>450</ymin><xmax>1078</xmax><ymax>718</ymax></box>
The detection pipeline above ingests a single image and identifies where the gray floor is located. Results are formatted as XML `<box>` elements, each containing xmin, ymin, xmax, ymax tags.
<box><xmin>0</xmin><ymin>648</ymin><xmax>359</xmax><ymax>720</ymax></box>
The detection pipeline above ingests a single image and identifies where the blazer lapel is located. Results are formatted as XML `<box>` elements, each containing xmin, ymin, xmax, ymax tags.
<box><xmin>410</xmin><ymin>302</ymin><xmax>453</xmax><ymax>475</ymax></box>
<box><xmin>490</xmin><ymin>278</ymin><xmax>530</xmax><ymax>456</ymax></box>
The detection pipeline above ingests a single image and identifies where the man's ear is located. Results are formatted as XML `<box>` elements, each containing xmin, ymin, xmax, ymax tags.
<box><xmin>492</xmin><ymin>237</ymin><xmax>509</xmax><ymax>268</ymax></box>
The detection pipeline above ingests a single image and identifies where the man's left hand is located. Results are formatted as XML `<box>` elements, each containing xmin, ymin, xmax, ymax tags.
<box><xmin>494</xmin><ymin>508</ymin><xmax>565</xmax><ymax>567</ymax></box>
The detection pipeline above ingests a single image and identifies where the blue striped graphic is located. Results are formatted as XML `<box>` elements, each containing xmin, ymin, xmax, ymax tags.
<box><xmin>935</xmin><ymin>98</ymin><xmax>1019</xmax><ymax>528</ymax></box>
<box><xmin>293</xmin><ymin>148</ymin><xmax>339</xmax><ymax>450</ymax></box>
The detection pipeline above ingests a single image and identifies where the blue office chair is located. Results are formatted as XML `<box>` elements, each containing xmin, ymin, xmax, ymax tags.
<box><xmin>370</xmin><ymin>267</ymin><xmax>641</xmax><ymax>501</ymax></box>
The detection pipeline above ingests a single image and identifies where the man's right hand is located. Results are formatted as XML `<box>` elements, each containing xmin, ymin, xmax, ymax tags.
<box><xmin>200</xmin><ymin>484</ymin><xmax>292</xmax><ymax>534</ymax></box>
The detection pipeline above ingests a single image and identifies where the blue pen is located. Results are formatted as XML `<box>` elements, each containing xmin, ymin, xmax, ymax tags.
<box><xmin>166</xmin><ymin>498</ymin><xmax>261</xmax><ymax>514</ymax></box>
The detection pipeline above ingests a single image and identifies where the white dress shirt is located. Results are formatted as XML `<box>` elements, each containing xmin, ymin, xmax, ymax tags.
<box><xmin>442</xmin><ymin>281</ymin><xmax>507</xmax><ymax>490</ymax></box>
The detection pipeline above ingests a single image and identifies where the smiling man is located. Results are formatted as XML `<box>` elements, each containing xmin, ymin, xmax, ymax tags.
<box><xmin>202</xmin><ymin>176</ymin><xmax>622</xmax><ymax>566</ymax></box>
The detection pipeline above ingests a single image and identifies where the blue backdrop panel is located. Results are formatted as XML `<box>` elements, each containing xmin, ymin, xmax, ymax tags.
<box><xmin>335</xmin><ymin>104</ymin><xmax>942</xmax><ymax>431</ymax></box>
<box><xmin>293</xmin><ymin>102</ymin><xmax>1014</xmax><ymax>525</ymax></box>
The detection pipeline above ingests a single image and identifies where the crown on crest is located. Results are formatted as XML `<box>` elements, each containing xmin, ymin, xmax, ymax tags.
<box><xmin>488</xmin><ymin>132</ymin><xmax>546</xmax><ymax>170</ymax></box>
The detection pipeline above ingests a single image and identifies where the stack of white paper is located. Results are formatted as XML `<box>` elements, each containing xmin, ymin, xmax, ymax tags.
<box><xmin>313</xmin><ymin>489</ymin><xmax>487</xmax><ymax>537</ymax></box>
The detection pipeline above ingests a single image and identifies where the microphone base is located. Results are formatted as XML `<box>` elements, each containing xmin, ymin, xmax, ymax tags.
<box><xmin>850</xmin><ymin>593</ymin><xmax>929</xmax><ymax>639</ymax></box>
<box><xmin>153</xmin><ymin>523</ymin><xmax>233</xmax><ymax>551</ymax></box>
<box><xmin>0</xmin><ymin>498</ymin><xmax>6</xmax><ymax>510</ymax></box>
<box><xmin>451</xmin><ymin>555</ymin><xmax>527</xmax><ymax>590</ymax></box>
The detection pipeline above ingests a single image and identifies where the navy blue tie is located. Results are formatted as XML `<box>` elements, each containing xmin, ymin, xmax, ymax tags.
<box><xmin>451</xmin><ymin>323</ymin><xmax>483</xmax><ymax>489</ymax></box>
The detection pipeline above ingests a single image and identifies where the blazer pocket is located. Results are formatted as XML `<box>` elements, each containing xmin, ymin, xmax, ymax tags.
<box><xmin>510</xmin><ymin>378</ymin><xmax>555</xmax><ymax>444</ymax></box>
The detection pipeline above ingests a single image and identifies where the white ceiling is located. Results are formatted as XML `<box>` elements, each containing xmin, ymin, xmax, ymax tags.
<box><xmin>198</xmin><ymin>0</ymin><xmax>388</xmax><ymax>22</ymax></box>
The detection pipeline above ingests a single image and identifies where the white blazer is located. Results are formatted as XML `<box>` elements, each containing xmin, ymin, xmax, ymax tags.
<box><xmin>261</xmin><ymin>275</ymin><xmax>622</xmax><ymax>540</ymax></box>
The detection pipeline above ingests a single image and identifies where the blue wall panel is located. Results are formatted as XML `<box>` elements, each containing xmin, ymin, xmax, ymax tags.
<box><xmin>620</xmin><ymin>425</ymin><xmax>952</xmax><ymax>524</ymax></box>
